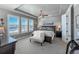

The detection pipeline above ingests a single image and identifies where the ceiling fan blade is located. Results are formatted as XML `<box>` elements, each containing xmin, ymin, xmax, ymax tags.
<box><xmin>43</xmin><ymin>14</ymin><xmax>48</xmax><ymax>16</ymax></box>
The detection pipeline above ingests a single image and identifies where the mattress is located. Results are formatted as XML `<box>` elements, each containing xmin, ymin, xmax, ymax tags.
<box><xmin>33</xmin><ymin>30</ymin><xmax>54</xmax><ymax>38</ymax></box>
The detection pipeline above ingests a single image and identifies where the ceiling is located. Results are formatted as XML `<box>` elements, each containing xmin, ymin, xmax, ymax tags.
<box><xmin>0</xmin><ymin>4</ymin><xmax>20</xmax><ymax>10</ymax></box>
<box><xmin>17</xmin><ymin>4</ymin><xmax>70</xmax><ymax>16</ymax></box>
<box><xmin>0</xmin><ymin>4</ymin><xmax>70</xmax><ymax>17</ymax></box>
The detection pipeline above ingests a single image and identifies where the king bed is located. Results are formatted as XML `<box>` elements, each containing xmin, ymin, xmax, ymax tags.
<box><xmin>29</xmin><ymin>25</ymin><xmax>56</xmax><ymax>46</ymax></box>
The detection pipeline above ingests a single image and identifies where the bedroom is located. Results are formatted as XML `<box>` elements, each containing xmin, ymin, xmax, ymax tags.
<box><xmin>0</xmin><ymin>4</ymin><xmax>78</xmax><ymax>54</ymax></box>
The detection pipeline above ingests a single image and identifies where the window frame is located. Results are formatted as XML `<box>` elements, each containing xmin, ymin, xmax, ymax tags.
<box><xmin>21</xmin><ymin>17</ymin><xmax>28</xmax><ymax>33</ymax></box>
<box><xmin>7</xmin><ymin>14</ymin><xmax>20</xmax><ymax>35</ymax></box>
<box><xmin>29</xmin><ymin>18</ymin><xmax>34</xmax><ymax>32</ymax></box>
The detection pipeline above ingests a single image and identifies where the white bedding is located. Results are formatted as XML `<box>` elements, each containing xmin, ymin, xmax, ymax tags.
<box><xmin>33</xmin><ymin>30</ymin><xmax>54</xmax><ymax>36</ymax></box>
<box><xmin>43</xmin><ymin>30</ymin><xmax>55</xmax><ymax>40</ymax></box>
<box><xmin>43</xmin><ymin>31</ymin><xmax>54</xmax><ymax>37</ymax></box>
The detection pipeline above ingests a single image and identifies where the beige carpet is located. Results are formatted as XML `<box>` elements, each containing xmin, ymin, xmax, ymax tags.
<box><xmin>15</xmin><ymin>37</ymin><xmax>67</xmax><ymax>54</ymax></box>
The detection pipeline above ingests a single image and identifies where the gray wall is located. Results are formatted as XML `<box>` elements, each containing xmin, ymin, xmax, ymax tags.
<box><xmin>38</xmin><ymin>16</ymin><xmax>61</xmax><ymax>28</ymax></box>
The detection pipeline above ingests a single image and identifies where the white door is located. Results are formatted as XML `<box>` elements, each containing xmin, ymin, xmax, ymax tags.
<box><xmin>62</xmin><ymin>14</ymin><xmax>67</xmax><ymax>43</ymax></box>
<box><xmin>66</xmin><ymin>15</ymin><xmax>71</xmax><ymax>42</ymax></box>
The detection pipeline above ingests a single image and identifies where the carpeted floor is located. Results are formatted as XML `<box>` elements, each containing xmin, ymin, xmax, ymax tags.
<box><xmin>15</xmin><ymin>37</ymin><xmax>67</xmax><ymax>54</ymax></box>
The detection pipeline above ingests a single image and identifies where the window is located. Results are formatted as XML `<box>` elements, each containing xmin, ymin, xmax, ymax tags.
<box><xmin>29</xmin><ymin>19</ymin><xmax>34</xmax><ymax>32</ymax></box>
<box><xmin>21</xmin><ymin>17</ymin><xmax>28</xmax><ymax>33</ymax></box>
<box><xmin>8</xmin><ymin>15</ymin><xmax>19</xmax><ymax>34</ymax></box>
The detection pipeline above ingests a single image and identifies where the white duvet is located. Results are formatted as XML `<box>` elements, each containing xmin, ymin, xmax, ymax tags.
<box><xmin>43</xmin><ymin>30</ymin><xmax>55</xmax><ymax>40</ymax></box>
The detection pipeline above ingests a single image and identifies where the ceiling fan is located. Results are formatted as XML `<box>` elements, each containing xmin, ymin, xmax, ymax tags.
<box><xmin>38</xmin><ymin>10</ymin><xmax>48</xmax><ymax>17</ymax></box>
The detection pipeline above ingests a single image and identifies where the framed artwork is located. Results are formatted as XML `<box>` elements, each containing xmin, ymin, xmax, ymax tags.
<box><xmin>76</xmin><ymin>15</ymin><xmax>79</xmax><ymax>28</ymax></box>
